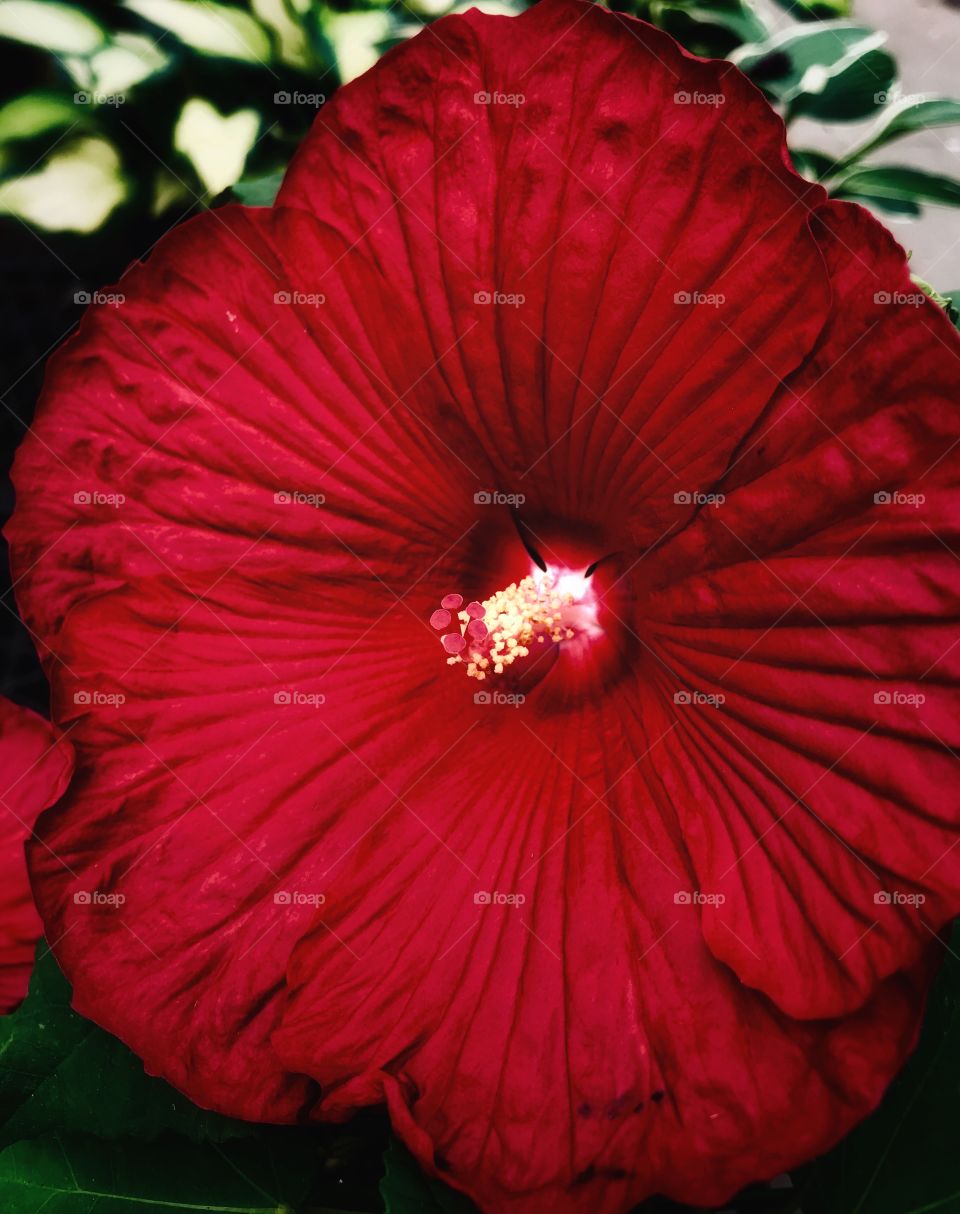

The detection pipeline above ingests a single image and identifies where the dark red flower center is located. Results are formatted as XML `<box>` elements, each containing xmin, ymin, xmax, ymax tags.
<box><xmin>430</xmin><ymin>511</ymin><xmax>637</xmax><ymax>701</ymax></box>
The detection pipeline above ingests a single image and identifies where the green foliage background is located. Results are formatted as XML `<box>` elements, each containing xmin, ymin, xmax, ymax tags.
<box><xmin>2</xmin><ymin>0</ymin><xmax>960</xmax><ymax>239</ymax></box>
<box><xmin>0</xmin><ymin>933</ymin><xmax>957</xmax><ymax>1211</ymax></box>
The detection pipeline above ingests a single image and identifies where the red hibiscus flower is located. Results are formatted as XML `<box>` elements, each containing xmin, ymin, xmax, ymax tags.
<box><xmin>0</xmin><ymin>699</ymin><xmax>73</xmax><ymax>1012</ymax></box>
<box><xmin>6</xmin><ymin>0</ymin><xmax>960</xmax><ymax>1208</ymax></box>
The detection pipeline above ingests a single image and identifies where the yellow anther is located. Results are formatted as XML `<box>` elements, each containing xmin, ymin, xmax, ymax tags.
<box><xmin>452</xmin><ymin>572</ymin><xmax>578</xmax><ymax>682</ymax></box>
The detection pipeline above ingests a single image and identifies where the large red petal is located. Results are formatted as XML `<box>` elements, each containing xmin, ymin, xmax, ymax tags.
<box><xmin>6</xmin><ymin>194</ymin><xmax>507</xmax><ymax>1116</ymax></box>
<box><xmin>638</xmin><ymin>202</ymin><xmax>960</xmax><ymax>1019</ymax></box>
<box><xmin>0</xmin><ymin>700</ymin><xmax>73</xmax><ymax>1011</ymax></box>
<box><xmin>279</xmin><ymin>0</ymin><xmax>831</xmax><ymax>547</ymax></box>
<box><xmin>6</xmin><ymin>203</ymin><xmax>487</xmax><ymax>644</ymax></box>
<box><xmin>273</xmin><ymin>686</ymin><xmax>935</xmax><ymax>1210</ymax></box>
<box><xmin>23</xmin><ymin>573</ymin><xmax>486</xmax><ymax>1116</ymax></box>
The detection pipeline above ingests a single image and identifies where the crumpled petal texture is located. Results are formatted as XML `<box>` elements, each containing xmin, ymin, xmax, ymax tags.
<box><xmin>6</xmin><ymin>0</ymin><xmax>960</xmax><ymax>1209</ymax></box>
<box><xmin>0</xmin><ymin>699</ymin><xmax>74</xmax><ymax>1012</ymax></box>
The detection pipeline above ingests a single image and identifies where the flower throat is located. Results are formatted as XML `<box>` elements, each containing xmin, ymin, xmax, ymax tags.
<box><xmin>429</xmin><ymin>570</ymin><xmax>598</xmax><ymax>682</ymax></box>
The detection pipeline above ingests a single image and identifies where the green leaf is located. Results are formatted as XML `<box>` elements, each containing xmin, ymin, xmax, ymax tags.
<box><xmin>321</xmin><ymin>10</ymin><xmax>391</xmax><ymax>84</ymax></box>
<box><xmin>912</xmin><ymin>277</ymin><xmax>960</xmax><ymax>327</ymax></box>
<box><xmin>380</xmin><ymin>1138</ymin><xmax>477</xmax><ymax>1214</ymax></box>
<box><xmin>833</xmin><ymin>192</ymin><xmax>921</xmax><ymax>217</ymax></box>
<box><xmin>772</xmin><ymin>0</ymin><xmax>850</xmax><ymax>18</ymax></box>
<box><xmin>173</xmin><ymin>97</ymin><xmax>260</xmax><ymax>196</ymax></box>
<box><xmin>233</xmin><ymin>168</ymin><xmax>284</xmax><ymax>206</ymax></box>
<box><xmin>795</xmin><ymin>923</ymin><xmax>960</xmax><ymax>1213</ymax></box>
<box><xmin>0</xmin><ymin>0</ymin><xmax>105</xmax><ymax>53</ymax></box>
<box><xmin>0</xmin><ymin>136</ymin><xmax>127</xmax><ymax>232</ymax></box>
<box><xmin>0</xmin><ymin>92</ymin><xmax>80</xmax><ymax>144</ymax></box>
<box><xmin>733</xmin><ymin>22</ymin><xmax>876</xmax><ymax>91</ymax></box>
<box><xmin>64</xmin><ymin>31</ymin><xmax>170</xmax><ymax>96</ymax></box>
<box><xmin>787</xmin><ymin>46</ymin><xmax>896</xmax><ymax>123</ymax></box>
<box><xmin>789</xmin><ymin>147</ymin><xmax>837</xmax><ymax>181</ymax></box>
<box><xmin>0</xmin><ymin>945</ymin><xmax>250</xmax><ymax>1148</ymax></box>
<box><xmin>150</xmin><ymin>166</ymin><xmax>192</xmax><ymax>215</ymax></box>
<box><xmin>832</xmin><ymin>165</ymin><xmax>960</xmax><ymax>210</ymax></box>
<box><xmin>124</xmin><ymin>0</ymin><xmax>274</xmax><ymax>63</ymax></box>
<box><xmin>651</xmin><ymin>0</ymin><xmax>767</xmax><ymax>47</ymax></box>
<box><xmin>944</xmin><ymin>291</ymin><xmax>960</xmax><ymax>331</ymax></box>
<box><xmin>0</xmin><ymin>1133</ymin><xmax>321</xmax><ymax>1212</ymax></box>
<box><xmin>830</xmin><ymin>95</ymin><xmax>960</xmax><ymax>176</ymax></box>
<box><xmin>251</xmin><ymin>0</ymin><xmax>311</xmax><ymax>68</ymax></box>
<box><xmin>733</xmin><ymin>23</ymin><xmax>896</xmax><ymax>121</ymax></box>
